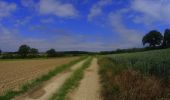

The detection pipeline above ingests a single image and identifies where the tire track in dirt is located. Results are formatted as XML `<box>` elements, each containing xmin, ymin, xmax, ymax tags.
<box><xmin>13</xmin><ymin>59</ymin><xmax>87</xmax><ymax>100</ymax></box>
<box><xmin>67</xmin><ymin>58</ymin><xmax>101</xmax><ymax>100</ymax></box>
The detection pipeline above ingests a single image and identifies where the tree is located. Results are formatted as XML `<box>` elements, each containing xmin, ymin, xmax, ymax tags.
<box><xmin>18</xmin><ymin>44</ymin><xmax>30</xmax><ymax>58</ymax></box>
<box><xmin>30</xmin><ymin>48</ymin><xmax>39</xmax><ymax>57</ymax></box>
<box><xmin>46</xmin><ymin>49</ymin><xmax>56</xmax><ymax>57</ymax></box>
<box><xmin>142</xmin><ymin>30</ymin><xmax>163</xmax><ymax>47</ymax></box>
<box><xmin>163</xmin><ymin>29</ymin><xmax>170</xmax><ymax>47</ymax></box>
<box><xmin>0</xmin><ymin>49</ymin><xmax>1</xmax><ymax>55</ymax></box>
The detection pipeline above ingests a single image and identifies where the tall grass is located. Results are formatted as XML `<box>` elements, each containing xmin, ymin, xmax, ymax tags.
<box><xmin>50</xmin><ymin>57</ymin><xmax>92</xmax><ymax>100</ymax></box>
<box><xmin>98</xmin><ymin>48</ymin><xmax>170</xmax><ymax>100</ymax></box>
<box><xmin>98</xmin><ymin>57</ymin><xmax>121</xmax><ymax>100</ymax></box>
<box><xmin>0</xmin><ymin>56</ymin><xmax>87</xmax><ymax>100</ymax></box>
<box><xmin>107</xmin><ymin>48</ymin><xmax>170</xmax><ymax>80</ymax></box>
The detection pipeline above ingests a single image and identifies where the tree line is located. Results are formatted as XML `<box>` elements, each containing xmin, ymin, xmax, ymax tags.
<box><xmin>142</xmin><ymin>29</ymin><xmax>170</xmax><ymax>48</ymax></box>
<box><xmin>17</xmin><ymin>45</ymin><xmax>60</xmax><ymax>58</ymax></box>
<box><xmin>0</xmin><ymin>28</ymin><xmax>170</xmax><ymax>57</ymax></box>
<box><xmin>0</xmin><ymin>45</ymin><xmax>62</xmax><ymax>59</ymax></box>
<box><xmin>0</xmin><ymin>45</ymin><xmax>93</xmax><ymax>59</ymax></box>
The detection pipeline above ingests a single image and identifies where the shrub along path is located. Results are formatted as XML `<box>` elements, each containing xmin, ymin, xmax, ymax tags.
<box><xmin>13</xmin><ymin>58</ymin><xmax>87</xmax><ymax>100</ymax></box>
<box><xmin>67</xmin><ymin>58</ymin><xmax>101</xmax><ymax>100</ymax></box>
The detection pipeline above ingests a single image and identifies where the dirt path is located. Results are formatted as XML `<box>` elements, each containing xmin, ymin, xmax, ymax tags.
<box><xmin>67</xmin><ymin>58</ymin><xmax>101</xmax><ymax>100</ymax></box>
<box><xmin>13</xmin><ymin>59</ymin><xmax>87</xmax><ymax>100</ymax></box>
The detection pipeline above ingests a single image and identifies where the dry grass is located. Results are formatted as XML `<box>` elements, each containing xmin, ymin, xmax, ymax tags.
<box><xmin>0</xmin><ymin>57</ymin><xmax>79</xmax><ymax>95</ymax></box>
<box><xmin>113</xmin><ymin>70</ymin><xmax>170</xmax><ymax>100</ymax></box>
<box><xmin>98</xmin><ymin>57</ymin><xmax>170</xmax><ymax>100</ymax></box>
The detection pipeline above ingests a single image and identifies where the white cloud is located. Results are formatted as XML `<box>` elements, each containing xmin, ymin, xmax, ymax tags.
<box><xmin>40</xmin><ymin>18</ymin><xmax>55</xmax><ymax>23</ymax></box>
<box><xmin>0</xmin><ymin>24</ymin><xmax>113</xmax><ymax>52</ymax></box>
<box><xmin>100</xmin><ymin>0</ymin><xmax>170</xmax><ymax>48</ymax></box>
<box><xmin>14</xmin><ymin>16</ymin><xmax>32</xmax><ymax>27</ymax></box>
<box><xmin>131</xmin><ymin>0</ymin><xmax>170</xmax><ymax>24</ymax></box>
<box><xmin>39</xmin><ymin>0</ymin><xmax>78</xmax><ymax>18</ymax></box>
<box><xmin>5</xmin><ymin>0</ymin><xmax>170</xmax><ymax>51</ymax></box>
<box><xmin>21</xmin><ymin>0</ymin><xmax>36</xmax><ymax>8</ymax></box>
<box><xmin>87</xmin><ymin>0</ymin><xmax>144</xmax><ymax>48</ymax></box>
<box><xmin>88</xmin><ymin>0</ymin><xmax>111</xmax><ymax>21</ymax></box>
<box><xmin>0</xmin><ymin>1</ymin><xmax>17</xmax><ymax>19</ymax></box>
<box><xmin>0</xmin><ymin>24</ymin><xmax>21</xmax><ymax>51</ymax></box>
<box><xmin>108</xmin><ymin>11</ymin><xmax>143</xmax><ymax>47</ymax></box>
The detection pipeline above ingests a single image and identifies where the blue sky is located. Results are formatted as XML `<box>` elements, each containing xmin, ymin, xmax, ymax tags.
<box><xmin>0</xmin><ymin>0</ymin><xmax>170</xmax><ymax>52</ymax></box>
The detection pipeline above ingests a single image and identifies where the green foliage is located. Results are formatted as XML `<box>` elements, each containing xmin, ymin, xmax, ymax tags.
<box><xmin>163</xmin><ymin>29</ymin><xmax>170</xmax><ymax>47</ymax></box>
<box><xmin>30</xmin><ymin>48</ymin><xmax>39</xmax><ymax>56</ymax></box>
<box><xmin>46</xmin><ymin>49</ymin><xmax>56</xmax><ymax>57</ymax></box>
<box><xmin>30</xmin><ymin>48</ymin><xmax>38</xmax><ymax>54</ymax></box>
<box><xmin>0</xmin><ymin>49</ymin><xmax>1</xmax><ymax>55</ymax></box>
<box><xmin>1</xmin><ymin>54</ymin><xmax>16</xmax><ymax>59</ymax></box>
<box><xmin>50</xmin><ymin>57</ymin><xmax>92</xmax><ymax>100</ymax></box>
<box><xmin>142</xmin><ymin>30</ymin><xmax>163</xmax><ymax>47</ymax></box>
<box><xmin>18</xmin><ymin>44</ymin><xmax>30</xmax><ymax>58</ymax></box>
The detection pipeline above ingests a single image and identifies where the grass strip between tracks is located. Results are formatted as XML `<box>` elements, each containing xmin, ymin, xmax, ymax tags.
<box><xmin>0</xmin><ymin>56</ymin><xmax>87</xmax><ymax>100</ymax></box>
<box><xmin>50</xmin><ymin>57</ymin><xmax>92</xmax><ymax>100</ymax></box>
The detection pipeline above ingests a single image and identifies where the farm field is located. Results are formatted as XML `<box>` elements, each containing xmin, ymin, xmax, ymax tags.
<box><xmin>98</xmin><ymin>48</ymin><xmax>170</xmax><ymax>100</ymax></box>
<box><xmin>2</xmin><ymin>0</ymin><xmax>170</xmax><ymax>100</ymax></box>
<box><xmin>1</xmin><ymin>49</ymin><xmax>170</xmax><ymax>100</ymax></box>
<box><xmin>0</xmin><ymin>57</ymin><xmax>79</xmax><ymax>95</ymax></box>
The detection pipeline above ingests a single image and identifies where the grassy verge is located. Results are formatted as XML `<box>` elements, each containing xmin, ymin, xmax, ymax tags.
<box><xmin>50</xmin><ymin>57</ymin><xmax>92</xmax><ymax>100</ymax></box>
<box><xmin>0</xmin><ymin>56</ymin><xmax>87</xmax><ymax>100</ymax></box>
<box><xmin>98</xmin><ymin>57</ymin><xmax>170</xmax><ymax>100</ymax></box>
<box><xmin>98</xmin><ymin>57</ymin><xmax>123</xmax><ymax>100</ymax></box>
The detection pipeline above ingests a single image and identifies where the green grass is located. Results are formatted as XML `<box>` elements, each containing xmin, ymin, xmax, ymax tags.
<box><xmin>0</xmin><ymin>56</ymin><xmax>87</xmax><ymax>100</ymax></box>
<box><xmin>50</xmin><ymin>57</ymin><xmax>92</xmax><ymax>100</ymax></box>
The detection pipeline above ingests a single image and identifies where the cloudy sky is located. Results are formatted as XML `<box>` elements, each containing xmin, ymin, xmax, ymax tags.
<box><xmin>0</xmin><ymin>0</ymin><xmax>170</xmax><ymax>52</ymax></box>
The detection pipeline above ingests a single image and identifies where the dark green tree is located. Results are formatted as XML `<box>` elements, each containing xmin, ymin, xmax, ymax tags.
<box><xmin>18</xmin><ymin>44</ymin><xmax>30</xmax><ymax>58</ymax></box>
<box><xmin>0</xmin><ymin>49</ymin><xmax>1</xmax><ymax>55</ymax></box>
<box><xmin>46</xmin><ymin>49</ymin><xmax>56</xmax><ymax>57</ymax></box>
<box><xmin>30</xmin><ymin>48</ymin><xmax>39</xmax><ymax>57</ymax></box>
<box><xmin>163</xmin><ymin>29</ymin><xmax>170</xmax><ymax>47</ymax></box>
<box><xmin>142</xmin><ymin>30</ymin><xmax>163</xmax><ymax>47</ymax></box>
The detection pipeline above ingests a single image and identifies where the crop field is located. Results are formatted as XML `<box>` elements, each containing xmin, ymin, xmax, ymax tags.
<box><xmin>0</xmin><ymin>57</ymin><xmax>79</xmax><ymax>95</ymax></box>
<box><xmin>107</xmin><ymin>48</ymin><xmax>170</xmax><ymax>78</ymax></box>
<box><xmin>1</xmin><ymin>49</ymin><xmax>170</xmax><ymax>100</ymax></box>
<box><xmin>98</xmin><ymin>48</ymin><xmax>170</xmax><ymax>100</ymax></box>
